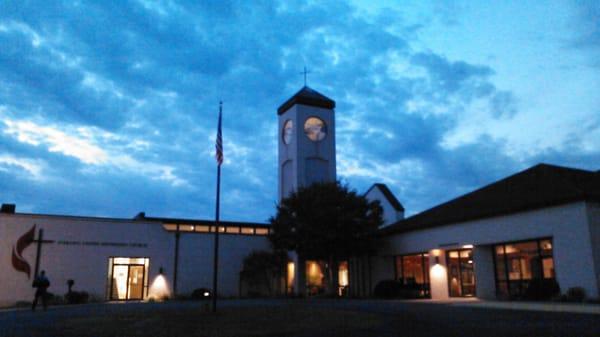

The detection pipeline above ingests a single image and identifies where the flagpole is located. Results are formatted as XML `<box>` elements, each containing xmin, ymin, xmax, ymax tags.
<box><xmin>212</xmin><ymin>101</ymin><xmax>223</xmax><ymax>313</ymax></box>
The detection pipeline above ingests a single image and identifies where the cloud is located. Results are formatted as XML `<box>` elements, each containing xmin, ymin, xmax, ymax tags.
<box><xmin>1</xmin><ymin>114</ymin><xmax>186</xmax><ymax>187</ymax></box>
<box><xmin>0</xmin><ymin>1</ymin><xmax>596</xmax><ymax>222</ymax></box>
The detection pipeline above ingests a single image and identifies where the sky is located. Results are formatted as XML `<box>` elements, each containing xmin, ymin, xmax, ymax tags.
<box><xmin>0</xmin><ymin>0</ymin><xmax>598</xmax><ymax>223</ymax></box>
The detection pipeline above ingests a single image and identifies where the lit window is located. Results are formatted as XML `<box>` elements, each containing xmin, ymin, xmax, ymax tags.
<box><xmin>179</xmin><ymin>225</ymin><xmax>194</xmax><ymax>232</ymax></box>
<box><xmin>226</xmin><ymin>227</ymin><xmax>240</xmax><ymax>234</ymax></box>
<box><xmin>195</xmin><ymin>226</ymin><xmax>210</xmax><ymax>233</ymax></box>
<box><xmin>255</xmin><ymin>228</ymin><xmax>269</xmax><ymax>235</ymax></box>
<box><xmin>304</xmin><ymin>117</ymin><xmax>327</xmax><ymax>141</ymax></box>
<box><xmin>241</xmin><ymin>227</ymin><xmax>255</xmax><ymax>235</ymax></box>
<box><xmin>163</xmin><ymin>224</ymin><xmax>177</xmax><ymax>231</ymax></box>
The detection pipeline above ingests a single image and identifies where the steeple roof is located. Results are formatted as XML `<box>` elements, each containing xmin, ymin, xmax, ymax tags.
<box><xmin>277</xmin><ymin>86</ymin><xmax>336</xmax><ymax>115</ymax></box>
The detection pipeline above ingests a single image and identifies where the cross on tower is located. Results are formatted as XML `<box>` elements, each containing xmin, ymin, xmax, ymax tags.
<box><xmin>299</xmin><ymin>67</ymin><xmax>310</xmax><ymax>86</ymax></box>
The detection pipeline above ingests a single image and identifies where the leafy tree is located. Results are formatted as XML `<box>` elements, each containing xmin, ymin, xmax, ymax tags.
<box><xmin>269</xmin><ymin>181</ymin><xmax>383</xmax><ymax>294</ymax></box>
<box><xmin>240</xmin><ymin>250</ymin><xmax>288</xmax><ymax>296</ymax></box>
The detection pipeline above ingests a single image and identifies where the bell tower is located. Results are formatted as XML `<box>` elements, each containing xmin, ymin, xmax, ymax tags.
<box><xmin>277</xmin><ymin>86</ymin><xmax>336</xmax><ymax>201</ymax></box>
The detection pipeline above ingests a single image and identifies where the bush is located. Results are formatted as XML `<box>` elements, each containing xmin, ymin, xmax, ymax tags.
<box><xmin>373</xmin><ymin>280</ymin><xmax>426</xmax><ymax>299</ymax></box>
<box><xmin>523</xmin><ymin>279</ymin><xmax>560</xmax><ymax>301</ymax></box>
<box><xmin>191</xmin><ymin>288</ymin><xmax>212</xmax><ymax>300</ymax></box>
<box><xmin>65</xmin><ymin>291</ymin><xmax>89</xmax><ymax>304</ymax></box>
<box><xmin>373</xmin><ymin>280</ymin><xmax>401</xmax><ymax>298</ymax></box>
<box><xmin>566</xmin><ymin>287</ymin><xmax>586</xmax><ymax>302</ymax></box>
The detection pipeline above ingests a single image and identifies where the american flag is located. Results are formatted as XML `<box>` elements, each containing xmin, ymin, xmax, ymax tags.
<box><xmin>215</xmin><ymin>102</ymin><xmax>223</xmax><ymax>166</ymax></box>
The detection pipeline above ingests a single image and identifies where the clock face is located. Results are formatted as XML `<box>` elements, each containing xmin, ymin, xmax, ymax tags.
<box><xmin>282</xmin><ymin>120</ymin><xmax>293</xmax><ymax>144</ymax></box>
<box><xmin>304</xmin><ymin>117</ymin><xmax>327</xmax><ymax>142</ymax></box>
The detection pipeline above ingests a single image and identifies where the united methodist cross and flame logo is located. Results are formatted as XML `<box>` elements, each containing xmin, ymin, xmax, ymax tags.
<box><xmin>11</xmin><ymin>225</ymin><xmax>36</xmax><ymax>279</ymax></box>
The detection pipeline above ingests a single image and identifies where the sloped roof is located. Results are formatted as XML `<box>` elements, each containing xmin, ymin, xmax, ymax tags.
<box><xmin>277</xmin><ymin>86</ymin><xmax>336</xmax><ymax>115</ymax></box>
<box><xmin>381</xmin><ymin>163</ymin><xmax>600</xmax><ymax>235</ymax></box>
<box><xmin>365</xmin><ymin>183</ymin><xmax>405</xmax><ymax>211</ymax></box>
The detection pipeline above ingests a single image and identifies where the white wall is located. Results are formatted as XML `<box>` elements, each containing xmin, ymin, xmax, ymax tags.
<box><xmin>0</xmin><ymin>213</ymin><xmax>172</xmax><ymax>307</ymax></box>
<box><xmin>0</xmin><ymin>213</ymin><xmax>272</xmax><ymax>307</ymax></box>
<box><xmin>585</xmin><ymin>201</ymin><xmax>600</xmax><ymax>296</ymax></box>
<box><xmin>378</xmin><ymin>202</ymin><xmax>599</xmax><ymax>299</ymax></box>
<box><xmin>175</xmin><ymin>232</ymin><xmax>270</xmax><ymax>297</ymax></box>
<box><xmin>473</xmin><ymin>246</ymin><xmax>496</xmax><ymax>300</ymax></box>
<box><xmin>365</xmin><ymin>187</ymin><xmax>401</xmax><ymax>227</ymax></box>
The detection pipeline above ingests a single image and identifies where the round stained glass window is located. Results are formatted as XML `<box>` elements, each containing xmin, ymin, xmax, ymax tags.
<box><xmin>304</xmin><ymin>117</ymin><xmax>327</xmax><ymax>142</ymax></box>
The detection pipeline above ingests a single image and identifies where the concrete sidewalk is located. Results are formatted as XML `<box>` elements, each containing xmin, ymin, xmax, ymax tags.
<box><xmin>451</xmin><ymin>300</ymin><xmax>600</xmax><ymax>315</ymax></box>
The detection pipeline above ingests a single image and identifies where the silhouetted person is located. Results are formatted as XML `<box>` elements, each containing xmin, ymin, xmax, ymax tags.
<box><xmin>32</xmin><ymin>270</ymin><xmax>50</xmax><ymax>311</ymax></box>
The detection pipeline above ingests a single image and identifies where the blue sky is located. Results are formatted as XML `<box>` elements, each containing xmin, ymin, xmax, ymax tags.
<box><xmin>0</xmin><ymin>0</ymin><xmax>598</xmax><ymax>223</ymax></box>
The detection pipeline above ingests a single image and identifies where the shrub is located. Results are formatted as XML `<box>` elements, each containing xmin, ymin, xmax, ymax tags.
<box><xmin>373</xmin><ymin>280</ymin><xmax>402</xmax><ymax>298</ymax></box>
<box><xmin>523</xmin><ymin>279</ymin><xmax>560</xmax><ymax>301</ymax></box>
<box><xmin>373</xmin><ymin>280</ymin><xmax>425</xmax><ymax>299</ymax></box>
<box><xmin>566</xmin><ymin>287</ymin><xmax>586</xmax><ymax>302</ymax></box>
<box><xmin>65</xmin><ymin>291</ymin><xmax>89</xmax><ymax>304</ymax></box>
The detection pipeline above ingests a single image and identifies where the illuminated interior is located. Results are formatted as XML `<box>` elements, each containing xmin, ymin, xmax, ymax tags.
<box><xmin>107</xmin><ymin>257</ymin><xmax>149</xmax><ymax>300</ymax></box>
<box><xmin>493</xmin><ymin>238</ymin><xmax>554</xmax><ymax>298</ymax></box>
<box><xmin>338</xmin><ymin>261</ymin><xmax>349</xmax><ymax>296</ymax></box>
<box><xmin>306</xmin><ymin>260</ymin><xmax>325</xmax><ymax>295</ymax></box>
<box><xmin>394</xmin><ymin>253</ymin><xmax>431</xmax><ymax>297</ymax></box>
<box><xmin>286</xmin><ymin>262</ymin><xmax>295</xmax><ymax>294</ymax></box>
<box><xmin>446</xmin><ymin>249</ymin><xmax>475</xmax><ymax>297</ymax></box>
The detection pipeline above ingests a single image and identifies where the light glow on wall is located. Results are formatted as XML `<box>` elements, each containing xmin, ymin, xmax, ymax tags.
<box><xmin>148</xmin><ymin>274</ymin><xmax>171</xmax><ymax>301</ymax></box>
<box><xmin>430</xmin><ymin>264</ymin><xmax>446</xmax><ymax>279</ymax></box>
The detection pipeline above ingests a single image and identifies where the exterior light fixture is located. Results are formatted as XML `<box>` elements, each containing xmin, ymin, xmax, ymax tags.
<box><xmin>434</xmin><ymin>256</ymin><xmax>440</xmax><ymax>265</ymax></box>
<box><xmin>159</xmin><ymin>267</ymin><xmax>164</xmax><ymax>275</ymax></box>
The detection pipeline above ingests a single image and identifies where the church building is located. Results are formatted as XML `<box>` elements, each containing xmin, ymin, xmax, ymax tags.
<box><xmin>1</xmin><ymin>87</ymin><xmax>599</xmax><ymax>307</ymax></box>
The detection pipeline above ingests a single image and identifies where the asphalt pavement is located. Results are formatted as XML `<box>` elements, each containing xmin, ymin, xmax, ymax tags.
<box><xmin>1</xmin><ymin>299</ymin><xmax>598</xmax><ymax>337</ymax></box>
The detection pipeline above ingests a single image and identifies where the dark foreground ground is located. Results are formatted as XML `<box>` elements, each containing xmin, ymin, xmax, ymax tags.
<box><xmin>1</xmin><ymin>299</ymin><xmax>599</xmax><ymax>337</ymax></box>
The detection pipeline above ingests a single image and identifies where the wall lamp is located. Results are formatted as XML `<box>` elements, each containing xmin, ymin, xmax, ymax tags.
<box><xmin>434</xmin><ymin>256</ymin><xmax>440</xmax><ymax>265</ymax></box>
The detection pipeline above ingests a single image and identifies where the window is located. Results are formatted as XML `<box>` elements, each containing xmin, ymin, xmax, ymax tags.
<box><xmin>394</xmin><ymin>253</ymin><xmax>430</xmax><ymax>297</ymax></box>
<box><xmin>493</xmin><ymin>238</ymin><xmax>554</xmax><ymax>299</ymax></box>
<box><xmin>240</xmin><ymin>227</ymin><xmax>255</xmax><ymax>235</ymax></box>
<box><xmin>255</xmin><ymin>228</ymin><xmax>269</xmax><ymax>235</ymax></box>
<box><xmin>194</xmin><ymin>225</ymin><xmax>210</xmax><ymax>233</ymax></box>
<box><xmin>225</xmin><ymin>226</ymin><xmax>240</xmax><ymax>234</ymax></box>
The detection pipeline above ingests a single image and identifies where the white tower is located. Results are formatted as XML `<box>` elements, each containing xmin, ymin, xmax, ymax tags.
<box><xmin>278</xmin><ymin>86</ymin><xmax>337</xmax><ymax>202</ymax></box>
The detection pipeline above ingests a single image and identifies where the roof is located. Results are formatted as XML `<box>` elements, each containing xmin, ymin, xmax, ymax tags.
<box><xmin>277</xmin><ymin>86</ymin><xmax>336</xmax><ymax>115</ymax></box>
<box><xmin>365</xmin><ymin>183</ymin><xmax>405</xmax><ymax>211</ymax></box>
<box><xmin>381</xmin><ymin>163</ymin><xmax>600</xmax><ymax>235</ymax></box>
<box><xmin>136</xmin><ymin>213</ymin><xmax>270</xmax><ymax>228</ymax></box>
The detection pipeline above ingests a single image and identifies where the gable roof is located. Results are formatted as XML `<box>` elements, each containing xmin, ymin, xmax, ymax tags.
<box><xmin>381</xmin><ymin>163</ymin><xmax>600</xmax><ymax>235</ymax></box>
<box><xmin>365</xmin><ymin>183</ymin><xmax>405</xmax><ymax>211</ymax></box>
<box><xmin>277</xmin><ymin>86</ymin><xmax>336</xmax><ymax>115</ymax></box>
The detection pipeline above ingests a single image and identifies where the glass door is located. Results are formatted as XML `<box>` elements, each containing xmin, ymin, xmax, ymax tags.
<box><xmin>446</xmin><ymin>249</ymin><xmax>476</xmax><ymax>297</ymax></box>
<box><xmin>108</xmin><ymin>257</ymin><xmax>149</xmax><ymax>300</ymax></box>
<box><xmin>128</xmin><ymin>265</ymin><xmax>145</xmax><ymax>300</ymax></box>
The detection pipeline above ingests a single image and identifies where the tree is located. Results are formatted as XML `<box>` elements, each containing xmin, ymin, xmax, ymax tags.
<box><xmin>240</xmin><ymin>250</ymin><xmax>288</xmax><ymax>296</ymax></box>
<box><xmin>269</xmin><ymin>181</ymin><xmax>383</xmax><ymax>294</ymax></box>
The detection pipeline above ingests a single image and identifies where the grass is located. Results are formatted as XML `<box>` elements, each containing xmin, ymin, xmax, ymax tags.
<box><xmin>37</xmin><ymin>304</ymin><xmax>383</xmax><ymax>337</ymax></box>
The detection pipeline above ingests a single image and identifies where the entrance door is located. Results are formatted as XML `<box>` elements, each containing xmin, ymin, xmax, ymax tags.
<box><xmin>446</xmin><ymin>249</ymin><xmax>476</xmax><ymax>297</ymax></box>
<box><xmin>108</xmin><ymin>257</ymin><xmax>149</xmax><ymax>300</ymax></box>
